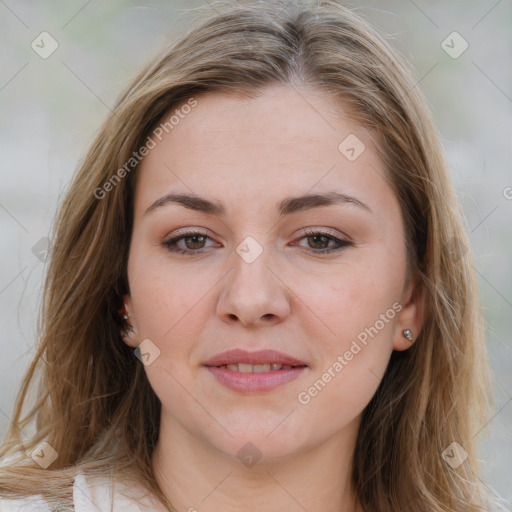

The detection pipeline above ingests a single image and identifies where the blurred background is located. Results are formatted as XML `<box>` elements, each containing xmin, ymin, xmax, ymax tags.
<box><xmin>1</xmin><ymin>0</ymin><xmax>511</xmax><ymax>501</ymax></box>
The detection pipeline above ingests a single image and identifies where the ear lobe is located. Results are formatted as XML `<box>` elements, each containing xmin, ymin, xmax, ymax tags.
<box><xmin>393</xmin><ymin>275</ymin><xmax>425</xmax><ymax>351</ymax></box>
<box><xmin>120</xmin><ymin>294</ymin><xmax>138</xmax><ymax>348</ymax></box>
<box><xmin>122</xmin><ymin>294</ymin><xmax>132</xmax><ymax>312</ymax></box>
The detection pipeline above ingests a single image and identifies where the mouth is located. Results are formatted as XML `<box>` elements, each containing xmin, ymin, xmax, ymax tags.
<box><xmin>211</xmin><ymin>363</ymin><xmax>304</xmax><ymax>372</ymax></box>
<box><xmin>202</xmin><ymin>349</ymin><xmax>308</xmax><ymax>393</ymax></box>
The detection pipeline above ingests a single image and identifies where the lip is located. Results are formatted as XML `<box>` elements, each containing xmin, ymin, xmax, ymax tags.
<box><xmin>203</xmin><ymin>349</ymin><xmax>308</xmax><ymax>394</ymax></box>
<box><xmin>202</xmin><ymin>349</ymin><xmax>308</xmax><ymax>367</ymax></box>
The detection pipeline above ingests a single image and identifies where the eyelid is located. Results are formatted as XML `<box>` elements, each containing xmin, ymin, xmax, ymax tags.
<box><xmin>296</xmin><ymin>226</ymin><xmax>350</xmax><ymax>241</ymax></box>
<box><xmin>163</xmin><ymin>228</ymin><xmax>216</xmax><ymax>246</ymax></box>
<box><xmin>290</xmin><ymin>227</ymin><xmax>353</xmax><ymax>254</ymax></box>
<box><xmin>168</xmin><ymin>227</ymin><xmax>212</xmax><ymax>238</ymax></box>
<box><xmin>161</xmin><ymin>226</ymin><xmax>354</xmax><ymax>257</ymax></box>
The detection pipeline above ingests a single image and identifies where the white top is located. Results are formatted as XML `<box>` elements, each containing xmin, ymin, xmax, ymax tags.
<box><xmin>0</xmin><ymin>471</ymin><xmax>169</xmax><ymax>511</ymax></box>
<box><xmin>1</xmin><ymin>471</ymin><xmax>510</xmax><ymax>511</ymax></box>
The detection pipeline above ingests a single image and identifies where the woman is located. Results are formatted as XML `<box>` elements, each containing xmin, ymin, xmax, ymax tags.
<box><xmin>0</xmin><ymin>1</ymin><xmax>508</xmax><ymax>511</ymax></box>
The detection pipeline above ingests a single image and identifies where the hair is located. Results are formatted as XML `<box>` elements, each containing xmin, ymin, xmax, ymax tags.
<box><xmin>0</xmin><ymin>1</ymin><xmax>504</xmax><ymax>511</ymax></box>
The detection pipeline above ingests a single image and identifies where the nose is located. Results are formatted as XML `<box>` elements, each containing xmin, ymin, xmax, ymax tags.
<box><xmin>216</xmin><ymin>242</ymin><xmax>291</xmax><ymax>328</ymax></box>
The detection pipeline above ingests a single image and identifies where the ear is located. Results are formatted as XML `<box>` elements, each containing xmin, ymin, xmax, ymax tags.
<box><xmin>120</xmin><ymin>293</ymin><xmax>138</xmax><ymax>348</ymax></box>
<box><xmin>393</xmin><ymin>274</ymin><xmax>425</xmax><ymax>351</ymax></box>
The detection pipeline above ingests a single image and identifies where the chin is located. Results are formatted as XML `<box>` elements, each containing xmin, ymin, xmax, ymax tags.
<box><xmin>202</xmin><ymin>418</ymin><xmax>314</xmax><ymax>464</ymax></box>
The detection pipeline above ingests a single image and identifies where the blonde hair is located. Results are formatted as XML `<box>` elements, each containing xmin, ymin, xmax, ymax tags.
<box><xmin>0</xmin><ymin>1</ymin><xmax>501</xmax><ymax>510</ymax></box>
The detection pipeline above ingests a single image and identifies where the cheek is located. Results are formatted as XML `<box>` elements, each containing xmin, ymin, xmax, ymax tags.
<box><xmin>306</xmin><ymin>259</ymin><xmax>402</xmax><ymax>342</ymax></box>
<box><xmin>296</xmin><ymin>352</ymin><xmax>390</xmax><ymax>437</ymax></box>
<box><xmin>128</xmin><ymin>239</ymin><xmax>202</xmax><ymax>334</ymax></box>
<box><xmin>295</xmin><ymin>295</ymin><xmax>397</xmax><ymax>432</ymax></box>
<box><xmin>129</xmin><ymin>266</ymin><xmax>205</xmax><ymax>401</ymax></box>
<box><xmin>295</xmin><ymin>258</ymin><xmax>402</xmax><ymax>402</ymax></box>
<box><xmin>127</xmin><ymin>258</ymin><xmax>219</xmax><ymax>395</ymax></box>
<box><xmin>132</xmin><ymin>275</ymin><xmax>202</xmax><ymax>343</ymax></box>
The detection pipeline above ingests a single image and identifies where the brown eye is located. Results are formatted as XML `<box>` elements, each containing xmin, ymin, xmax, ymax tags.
<box><xmin>162</xmin><ymin>230</ymin><xmax>217</xmax><ymax>255</ymax></box>
<box><xmin>294</xmin><ymin>230</ymin><xmax>353</xmax><ymax>254</ymax></box>
<box><xmin>182</xmin><ymin>234</ymin><xmax>208</xmax><ymax>250</ymax></box>
<box><xmin>306</xmin><ymin>234</ymin><xmax>331</xmax><ymax>250</ymax></box>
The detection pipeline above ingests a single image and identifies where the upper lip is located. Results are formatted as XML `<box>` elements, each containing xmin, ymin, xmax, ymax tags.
<box><xmin>203</xmin><ymin>349</ymin><xmax>308</xmax><ymax>367</ymax></box>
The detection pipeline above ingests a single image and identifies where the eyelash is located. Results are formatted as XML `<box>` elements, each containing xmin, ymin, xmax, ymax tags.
<box><xmin>162</xmin><ymin>228</ymin><xmax>353</xmax><ymax>255</ymax></box>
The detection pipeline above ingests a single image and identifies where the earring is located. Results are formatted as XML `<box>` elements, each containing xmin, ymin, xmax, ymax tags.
<box><xmin>118</xmin><ymin>304</ymin><xmax>131</xmax><ymax>321</ymax></box>
<box><xmin>118</xmin><ymin>304</ymin><xmax>134</xmax><ymax>339</ymax></box>
<box><xmin>402</xmin><ymin>329</ymin><xmax>413</xmax><ymax>341</ymax></box>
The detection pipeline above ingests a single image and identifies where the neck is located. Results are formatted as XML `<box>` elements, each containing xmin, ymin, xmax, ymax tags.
<box><xmin>152</xmin><ymin>412</ymin><xmax>362</xmax><ymax>512</ymax></box>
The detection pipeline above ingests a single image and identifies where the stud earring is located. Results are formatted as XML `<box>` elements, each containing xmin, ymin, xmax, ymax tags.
<box><xmin>402</xmin><ymin>329</ymin><xmax>413</xmax><ymax>341</ymax></box>
<box><xmin>118</xmin><ymin>303</ymin><xmax>134</xmax><ymax>339</ymax></box>
<box><xmin>118</xmin><ymin>304</ymin><xmax>130</xmax><ymax>321</ymax></box>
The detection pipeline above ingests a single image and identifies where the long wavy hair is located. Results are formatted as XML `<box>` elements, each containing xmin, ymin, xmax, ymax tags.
<box><xmin>0</xmin><ymin>1</ymin><xmax>502</xmax><ymax>510</ymax></box>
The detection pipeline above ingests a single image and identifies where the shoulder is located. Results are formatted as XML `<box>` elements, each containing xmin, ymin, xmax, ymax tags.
<box><xmin>0</xmin><ymin>470</ymin><xmax>167</xmax><ymax>512</ymax></box>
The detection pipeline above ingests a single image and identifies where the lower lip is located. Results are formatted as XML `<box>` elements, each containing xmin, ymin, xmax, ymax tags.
<box><xmin>205</xmin><ymin>366</ymin><xmax>307</xmax><ymax>393</ymax></box>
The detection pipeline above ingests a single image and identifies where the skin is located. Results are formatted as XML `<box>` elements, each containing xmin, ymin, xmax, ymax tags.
<box><xmin>122</xmin><ymin>85</ymin><xmax>424</xmax><ymax>512</ymax></box>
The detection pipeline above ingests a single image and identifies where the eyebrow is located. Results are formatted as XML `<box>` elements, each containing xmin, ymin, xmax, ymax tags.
<box><xmin>144</xmin><ymin>191</ymin><xmax>372</xmax><ymax>217</ymax></box>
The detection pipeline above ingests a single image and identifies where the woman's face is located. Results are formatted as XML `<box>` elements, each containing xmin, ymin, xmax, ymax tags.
<box><xmin>123</xmin><ymin>85</ymin><xmax>422</xmax><ymax>462</ymax></box>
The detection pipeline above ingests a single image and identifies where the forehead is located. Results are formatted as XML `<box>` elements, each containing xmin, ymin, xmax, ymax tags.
<box><xmin>133</xmin><ymin>85</ymin><xmax>389</xmax><ymax>215</ymax></box>
<box><xmin>164</xmin><ymin>86</ymin><xmax>374</xmax><ymax>156</ymax></box>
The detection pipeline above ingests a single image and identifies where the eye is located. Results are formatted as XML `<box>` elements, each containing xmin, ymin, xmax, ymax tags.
<box><xmin>293</xmin><ymin>228</ymin><xmax>353</xmax><ymax>254</ymax></box>
<box><xmin>162</xmin><ymin>229</ymin><xmax>218</xmax><ymax>255</ymax></box>
<box><xmin>162</xmin><ymin>228</ymin><xmax>353</xmax><ymax>255</ymax></box>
